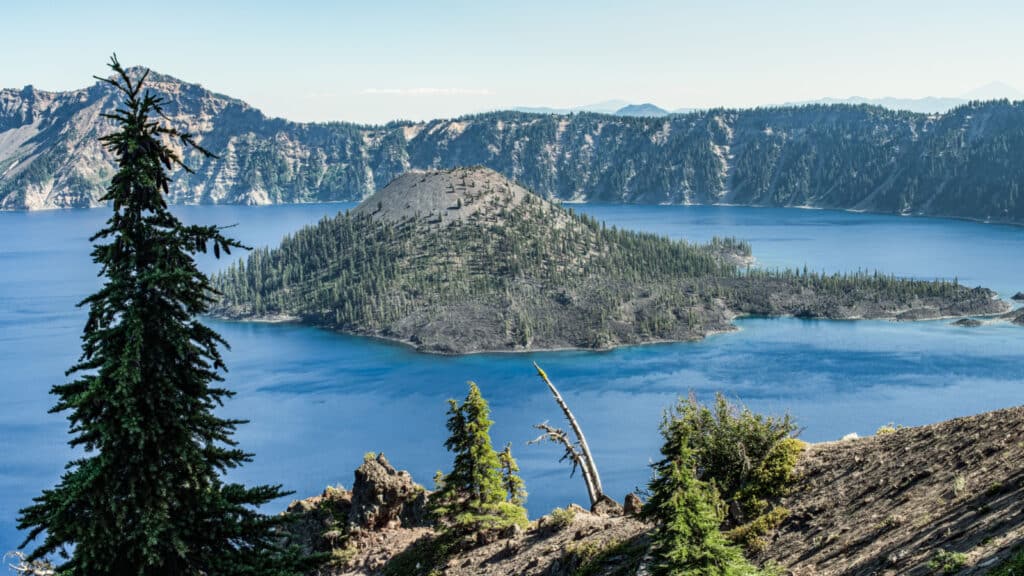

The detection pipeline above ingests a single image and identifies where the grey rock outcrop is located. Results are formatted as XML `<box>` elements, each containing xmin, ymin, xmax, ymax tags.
<box><xmin>590</xmin><ymin>494</ymin><xmax>624</xmax><ymax>517</ymax></box>
<box><xmin>348</xmin><ymin>453</ymin><xmax>429</xmax><ymax>532</ymax></box>
<box><xmin>623</xmin><ymin>493</ymin><xmax>643</xmax><ymax>516</ymax></box>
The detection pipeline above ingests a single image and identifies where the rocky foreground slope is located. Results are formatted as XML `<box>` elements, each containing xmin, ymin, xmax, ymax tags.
<box><xmin>285</xmin><ymin>406</ymin><xmax>1024</xmax><ymax>575</ymax></box>
<box><xmin>3</xmin><ymin>68</ymin><xmax>1024</xmax><ymax>224</ymax></box>
<box><xmin>211</xmin><ymin>167</ymin><xmax>1009</xmax><ymax>354</ymax></box>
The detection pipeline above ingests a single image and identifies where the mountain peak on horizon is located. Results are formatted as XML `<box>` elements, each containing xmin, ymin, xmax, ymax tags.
<box><xmin>615</xmin><ymin>103</ymin><xmax>669</xmax><ymax>117</ymax></box>
<box><xmin>961</xmin><ymin>81</ymin><xmax>1023</xmax><ymax>101</ymax></box>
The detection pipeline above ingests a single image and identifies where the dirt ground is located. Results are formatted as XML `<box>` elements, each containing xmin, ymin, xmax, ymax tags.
<box><xmin>767</xmin><ymin>405</ymin><xmax>1024</xmax><ymax>575</ymax></box>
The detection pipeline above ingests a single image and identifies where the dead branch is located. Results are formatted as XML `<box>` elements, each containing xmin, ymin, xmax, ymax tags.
<box><xmin>4</xmin><ymin>552</ymin><xmax>56</xmax><ymax>576</ymax></box>
<box><xmin>531</xmin><ymin>362</ymin><xmax>604</xmax><ymax>506</ymax></box>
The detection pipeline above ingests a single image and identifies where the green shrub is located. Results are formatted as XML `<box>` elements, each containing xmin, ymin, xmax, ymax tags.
<box><xmin>875</xmin><ymin>423</ymin><xmax>904</xmax><ymax>435</ymax></box>
<box><xmin>724</xmin><ymin>507</ymin><xmax>790</xmax><ymax>554</ymax></box>
<box><xmin>548</xmin><ymin>506</ymin><xmax>577</xmax><ymax>530</ymax></box>
<box><xmin>644</xmin><ymin>402</ymin><xmax>774</xmax><ymax>576</ymax></box>
<box><xmin>928</xmin><ymin>549</ymin><xmax>967</xmax><ymax>574</ymax></box>
<box><xmin>666</xmin><ymin>394</ymin><xmax>798</xmax><ymax>516</ymax></box>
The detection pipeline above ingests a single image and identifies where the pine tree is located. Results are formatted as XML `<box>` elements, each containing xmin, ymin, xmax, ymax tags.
<box><xmin>498</xmin><ymin>442</ymin><xmax>527</xmax><ymax>507</ymax></box>
<box><xmin>643</xmin><ymin>404</ymin><xmax>762</xmax><ymax>576</ymax></box>
<box><xmin>433</xmin><ymin>382</ymin><xmax>527</xmax><ymax>534</ymax></box>
<box><xmin>17</xmin><ymin>56</ymin><xmax>316</xmax><ymax>576</ymax></box>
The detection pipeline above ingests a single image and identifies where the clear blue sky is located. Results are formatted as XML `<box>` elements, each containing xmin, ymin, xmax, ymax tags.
<box><xmin>3</xmin><ymin>0</ymin><xmax>1021</xmax><ymax>124</ymax></box>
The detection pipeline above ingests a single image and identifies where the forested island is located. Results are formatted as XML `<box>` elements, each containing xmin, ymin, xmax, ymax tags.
<box><xmin>3</xmin><ymin>68</ymin><xmax>1024</xmax><ymax>224</ymax></box>
<box><xmin>211</xmin><ymin>167</ymin><xmax>1008</xmax><ymax>354</ymax></box>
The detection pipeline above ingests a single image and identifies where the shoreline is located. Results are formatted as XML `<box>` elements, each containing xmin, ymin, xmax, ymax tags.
<box><xmin>211</xmin><ymin>300</ymin><xmax>1015</xmax><ymax>357</ymax></box>
<box><xmin>4</xmin><ymin>200</ymin><xmax>1023</xmax><ymax>230</ymax></box>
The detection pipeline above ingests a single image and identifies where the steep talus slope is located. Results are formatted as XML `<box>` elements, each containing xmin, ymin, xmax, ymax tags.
<box><xmin>211</xmin><ymin>168</ymin><xmax>1008</xmax><ymax>354</ymax></box>
<box><xmin>766</xmin><ymin>405</ymin><xmax>1024</xmax><ymax>575</ymax></box>
<box><xmin>2</xmin><ymin>68</ymin><xmax>1024</xmax><ymax>223</ymax></box>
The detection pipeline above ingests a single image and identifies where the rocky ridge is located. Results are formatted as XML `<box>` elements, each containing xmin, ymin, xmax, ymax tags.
<box><xmin>4</xmin><ymin>69</ymin><xmax>1024</xmax><ymax>225</ymax></box>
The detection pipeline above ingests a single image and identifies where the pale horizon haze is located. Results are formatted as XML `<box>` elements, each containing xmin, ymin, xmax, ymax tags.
<box><xmin>3</xmin><ymin>0</ymin><xmax>1023</xmax><ymax>124</ymax></box>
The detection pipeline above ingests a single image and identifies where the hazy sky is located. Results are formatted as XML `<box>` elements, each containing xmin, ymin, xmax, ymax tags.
<box><xmin>3</xmin><ymin>0</ymin><xmax>1022</xmax><ymax>124</ymax></box>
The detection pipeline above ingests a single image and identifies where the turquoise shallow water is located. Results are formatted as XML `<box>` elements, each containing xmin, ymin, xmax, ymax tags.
<box><xmin>1</xmin><ymin>203</ymin><xmax>1021</xmax><ymax>554</ymax></box>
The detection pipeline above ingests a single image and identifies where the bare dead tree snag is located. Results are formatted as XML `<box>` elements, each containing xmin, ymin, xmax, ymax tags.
<box><xmin>528</xmin><ymin>421</ymin><xmax>599</xmax><ymax>505</ymax></box>
<box><xmin>529</xmin><ymin>361</ymin><xmax>604</xmax><ymax>506</ymax></box>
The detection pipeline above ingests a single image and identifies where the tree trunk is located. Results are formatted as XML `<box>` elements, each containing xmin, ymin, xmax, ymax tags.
<box><xmin>533</xmin><ymin>362</ymin><xmax>604</xmax><ymax>505</ymax></box>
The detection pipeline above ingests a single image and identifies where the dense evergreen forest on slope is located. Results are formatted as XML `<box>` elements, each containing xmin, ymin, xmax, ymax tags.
<box><xmin>2</xmin><ymin>69</ymin><xmax>1023</xmax><ymax>223</ymax></box>
<box><xmin>211</xmin><ymin>168</ymin><xmax>1007</xmax><ymax>354</ymax></box>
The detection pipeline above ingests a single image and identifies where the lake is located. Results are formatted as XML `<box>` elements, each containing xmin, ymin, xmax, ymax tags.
<box><xmin>1</xmin><ymin>203</ymin><xmax>1022</xmax><ymax>555</ymax></box>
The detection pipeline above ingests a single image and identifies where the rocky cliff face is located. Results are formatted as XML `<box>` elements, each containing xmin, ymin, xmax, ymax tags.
<box><xmin>3</xmin><ymin>68</ymin><xmax>1024</xmax><ymax>223</ymax></box>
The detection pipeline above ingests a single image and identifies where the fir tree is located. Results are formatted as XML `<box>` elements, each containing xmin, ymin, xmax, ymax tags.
<box><xmin>643</xmin><ymin>403</ymin><xmax>762</xmax><ymax>576</ymax></box>
<box><xmin>17</xmin><ymin>56</ymin><xmax>316</xmax><ymax>576</ymax></box>
<box><xmin>433</xmin><ymin>382</ymin><xmax>527</xmax><ymax>534</ymax></box>
<box><xmin>498</xmin><ymin>442</ymin><xmax>527</xmax><ymax>507</ymax></box>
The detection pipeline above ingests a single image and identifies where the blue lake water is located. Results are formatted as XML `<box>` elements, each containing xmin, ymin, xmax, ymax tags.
<box><xmin>1</xmin><ymin>203</ymin><xmax>1022</xmax><ymax>554</ymax></box>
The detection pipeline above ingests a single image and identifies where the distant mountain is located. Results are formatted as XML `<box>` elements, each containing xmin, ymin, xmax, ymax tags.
<box><xmin>614</xmin><ymin>103</ymin><xmax>669</xmax><ymax>117</ymax></box>
<box><xmin>799</xmin><ymin>96</ymin><xmax>970</xmax><ymax>114</ymax></box>
<box><xmin>792</xmin><ymin>82</ymin><xmax>1024</xmax><ymax>114</ymax></box>
<box><xmin>211</xmin><ymin>167</ymin><xmax>1006</xmax><ymax>354</ymax></box>
<box><xmin>514</xmin><ymin>101</ymin><xmax>672</xmax><ymax>117</ymax></box>
<box><xmin>962</xmin><ymin>81</ymin><xmax>1024</xmax><ymax>101</ymax></box>
<box><xmin>4</xmin><ymin>68</ymin><xmax>1024</xmax><ymax>224</ymax></box>
<box><xmin>512</xmin><ymin>99</ymin><xmax>630</xmax><ymax>115</ymax></box>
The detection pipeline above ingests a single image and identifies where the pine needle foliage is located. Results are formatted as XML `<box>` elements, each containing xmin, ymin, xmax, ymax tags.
<box><xmin>643</xmin><ymin>410</ymin><xmax>764</xmax><ymax>576</ymax></box>
<box><xmin>499</xmin><ymin>442</ymin><xmax>528</xmax><ymax>507</ymax></box>
<box><xmin>17</xmin><ymin>56</ymin><xmax>318</xmax><ymax>576</ymax></box>
<box><xmin>432</xmin><ymin>382</ymin><xmax>528</xmax><ymax>535</ymax></box>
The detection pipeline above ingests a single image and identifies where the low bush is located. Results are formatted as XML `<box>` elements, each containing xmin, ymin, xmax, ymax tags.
<box><xmin>547</xmin><ymin>506</ymin><xmax>577</xmax><ymax>530</ymax></box>
<box><xmin>928</xmin><ymin>549</ymin><xmax>967</xmax><ymax>574</ymax></box>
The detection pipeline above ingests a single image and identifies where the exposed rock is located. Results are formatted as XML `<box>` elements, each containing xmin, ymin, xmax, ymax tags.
<box><xmin>952</xmin><ymin>317</ymin><xmax>983</xmax><ymax>327</ymax></box>
<box><xmin>500</xmin><ymin>523</ymin><xmax>525</xmax><ymax>540</ymax></box>
<box><xmin>6</xmin><ymin>71</ymin><xmax>1024</xmax><ymax>228</ymax></box>
<box><xmin>768</xmin><ymin>405</ymin><xmax>1024</xmax><ymax>575</ymax></box>
<box><xmin>214</xmin><ymin>167</ymin><xmax>1009</xmax><ymax>355</ymax></box>
<box><xmin>840</xmin><ymin>432</ymin><xmax>859</xmax><ymax>441</ymax></box>
<box><xmin>623</xmin><ymin>493</ymin><xmax>643</xmax><ymax>516</ymax></box>
<box><xmin>590</xmin><ymin>494</ymin><xmax>624</xmax><ymax>517</ymax></box>
<box><xmin>348</xmin><ymin>453</ymin><xmax>428</xmax><ymax>532</ymax></box>
<box><xmin>566</xmin><ymin>503</ymin><xmax>588</xmax><ymax>516</ymax></box>
<box><xmin>289</xmin><ymin>408</ymin><xmax>1024</xmax><ymax>575</ymax></box>
<box><xmin>1011</xmin><ymin>291</ymin><xmax>1024</xmax><ymax>301</ymax></box>
<box><xmin>282</xmin><ymin>485</ymin><xmax>352</xmax><ymax>555</ymax></box>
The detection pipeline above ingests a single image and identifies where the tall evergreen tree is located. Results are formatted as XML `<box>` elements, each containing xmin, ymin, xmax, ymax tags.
<box><xmin>498</xmin><ymin>442</ymin><xmax>527</xmax><ymax>507</ymax></box>
<box><xmin>17</xmin><ymin>56</ymin><xmax>315</xmax><ymax>576</ymax></box>
<box><xmin>643</xmin><ymin>404</ymin><xmax>762</xmax><ymax>576</ymax></box>
<box><xmin>432</xmin><ymin>382</ymin><xmax>527</xmax><ymax>534</ymax></box>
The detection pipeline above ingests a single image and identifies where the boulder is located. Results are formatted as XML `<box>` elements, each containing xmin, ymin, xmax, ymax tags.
<box><xmin>623</xmin><ymin>493</ymin><xmax>643</xmax><ymax>516</ymax></box>
<box><xmin>567</xmin><ymin>503</ymin><xmax>588</xmax><ymax>515</ymax></box>
<box><xmin>283</xmin><ymin>485</ymin><xmax>353</xmax><ymax>555</ymax></box>
<box><xmin>348</xmin><ymin>453</ymin><xmax>429</xmax><ymax>531</ymax></box>
<box><xmin>590</xmin><ymin>494</ymin><xmax>624</xmax><ymax>517</ymax></box>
